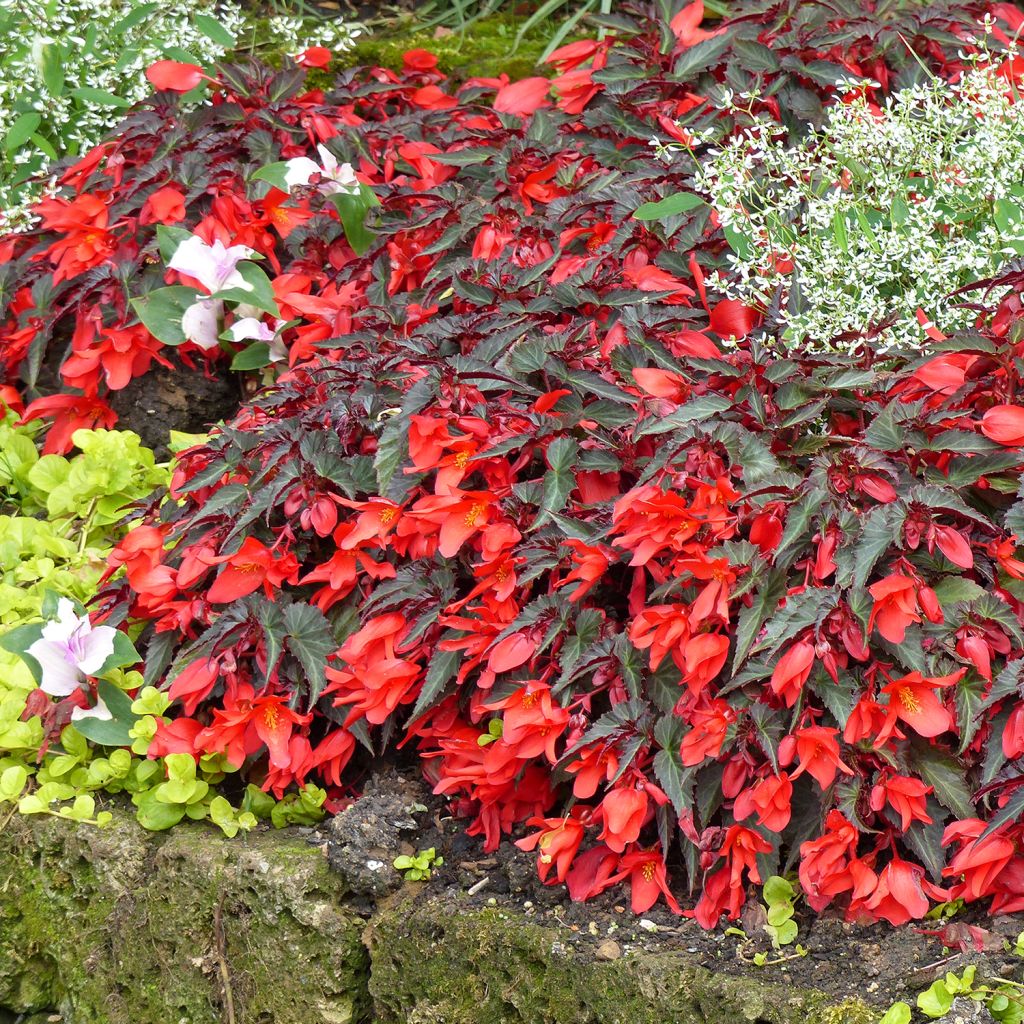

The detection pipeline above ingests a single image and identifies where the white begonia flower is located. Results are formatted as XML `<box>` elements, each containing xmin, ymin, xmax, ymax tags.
<box><xmin>168</xmin><ymin>235</ymin><xmax>254</xmax><ymax>294</ymax></box>
<box><xmin>228</xmin><ymin>317</ymin><xmax>288</xmax><ymax>362</ymax></box>
<box><xmin>182</xmin><ymin>297</ymin><xmax>224</xmax><ymax>351</ymax></box>
<box><xmin>27</xmin><ymin>598</ymin><xmax>116</xmax><ymax>698</ymax></box>
<box><xmin>284</xmin><ymin>144</ymin><xmax>360</xmax><ymax>196</ymax></box>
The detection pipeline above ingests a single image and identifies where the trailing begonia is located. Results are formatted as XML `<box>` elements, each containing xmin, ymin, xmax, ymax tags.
<box><xmin>9</xmin><ymin>0</ymin><xmax>1024</xmax><ymax>931</ymax></box>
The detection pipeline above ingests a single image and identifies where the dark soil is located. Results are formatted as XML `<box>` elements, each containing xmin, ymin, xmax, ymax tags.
<box><xmin>107</xmin><ymin>361</ymin><xmax>241</xmax><ymax>457</ymax></box>
<box><xmin>320</xmin><ymin>767</ymin><xmax>1024</xmax><ymax>1011</ymax></box>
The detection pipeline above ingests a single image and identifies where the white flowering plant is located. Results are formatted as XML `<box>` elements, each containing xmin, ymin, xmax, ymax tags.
<box><xmin>0</xmin><ymin>0</ymin><xmax>359</xmax><ymax>231</ymax></box>
<box><xmin>689</xmin><ymin>54</ymin><xmax>1024</xmax><ymax>354</ymax></box>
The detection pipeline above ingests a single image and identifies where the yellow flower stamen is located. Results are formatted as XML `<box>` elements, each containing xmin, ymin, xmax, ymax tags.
<box><xmin>898</xmin><ymin>687</ymin><xmax>921</xmax><ymax>713</ymax></box>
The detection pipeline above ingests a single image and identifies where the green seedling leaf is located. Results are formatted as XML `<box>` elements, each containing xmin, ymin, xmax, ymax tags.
<box><xmin>879</xmin><ymin>1003</ymin><xmax>912</xmax><ymax>1024</ymax></box>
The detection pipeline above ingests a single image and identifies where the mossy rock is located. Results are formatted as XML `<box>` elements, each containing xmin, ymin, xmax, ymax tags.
<box><xmin>0</xmin><ymin>810</ymin><xmax>368</xmax><ymax>1024</ymax></box>
<box><xmin>366</xmin><ymin>893</ymin><xmax>877</xmax><ymax>1024</ymax></box>
<box><xmin>338</xmin><ymin>13</ymin><xmax>555</xmax><ymax>80</ymax></box>
<box><xmin>0</xmin><ymin>810</ymin><xmax>881</xmax><ymax>1024</ymax></box>
<box><xmin>248</xmin><ymin>9</ymin><xmax>581</xmax><ymax>85</ymax></box>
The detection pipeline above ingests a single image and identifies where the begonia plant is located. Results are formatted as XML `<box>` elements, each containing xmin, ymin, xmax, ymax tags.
<box><xmin>7</xmin><ymin>0</ymin><xmax>1024</xmax><ymax>933</ymax></box>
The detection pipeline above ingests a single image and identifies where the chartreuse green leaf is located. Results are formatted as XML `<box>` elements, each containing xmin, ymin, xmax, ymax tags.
<box><xmin>133</xmin><ymin>788</ymin><xmax>187</xmax><ymax>830</ymax></box>
<box><xmin>26</xmin><ymin>453</ymin><xmax>70</xmax><ymax>496</ymax></box>
<box><xmin>761</xmin><ymin>875</ymin><xmax>799</xmax><ymax>948</ymax></box>
<box><xmin>879</xmin><ymin>1003</ymin><xmax>911</xmax><ymax>1024</ymax></box>
<box><xmin>762</xmin><ymin>875</ymin><xmax>794</xmax><ymax>904</ymax></box>
<box><xmin>918</xmin><ymin>979</ymin><xmax>955</xmax><ymax>1018</ymax></box>
<box><xmin>0</xmin><ymin>765</ymin><xmax>28</xmax><ymax>803</ymax></box>
<box><xmin>393</xmin><ymin>846</ymin><xmax>442</xmax><ymax>880</ymax></box>
<box><xmin>208</xmin><ymin>794</ymin><xmax>256</xmax><ymax>837</ymax></box>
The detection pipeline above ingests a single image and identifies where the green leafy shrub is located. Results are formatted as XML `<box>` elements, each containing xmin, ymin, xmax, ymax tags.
<box><xmin>0</xmin><ymin>415</ymin><xmax>167</xmax><ymax>628</ymax></box>
<box><xmin>0</xmin><ymin>0</ymin><xmax>359</xmax><ymax>230</ymax></box>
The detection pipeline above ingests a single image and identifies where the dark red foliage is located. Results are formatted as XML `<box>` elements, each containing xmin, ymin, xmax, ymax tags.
<box><xmin>10</xmin><ymin>0</ymin><xmax>1024</xmax><ymax>928</ymax></box>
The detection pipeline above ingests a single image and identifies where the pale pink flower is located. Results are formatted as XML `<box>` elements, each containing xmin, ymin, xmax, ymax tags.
<box><xmin>228</xmin><ymin>317</ymin><xmax>288</xmax><ymax>362</ymax></box>
<box><xmin>168</xmin><ymin>235</ymin><xmax>254</xmax><ymax>294</ymax></box>
<box><xmin>181</xmin><ymin>297</ymin><xmax>223</xmax><ymax>350</ymax></box>
<box><xmin>284</xmin><ymin>144</ymin><xmax>359</xmax><ymax>196</ymax></box>
<box><xmin>27</xmin><ymin>599</ymin><xmax>116</xmax><ymax>698</ymax></box>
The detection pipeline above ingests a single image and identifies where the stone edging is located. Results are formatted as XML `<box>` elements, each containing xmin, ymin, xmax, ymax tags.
<box><xmin>0</xmin><ymin>811</ymin><xmax>874</xmax><ymax>1024</ymax></box>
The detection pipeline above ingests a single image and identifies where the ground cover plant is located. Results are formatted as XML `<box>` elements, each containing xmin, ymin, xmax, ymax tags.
<box><xmin>0</xmin><ymin>414</ymin><xmax>325</xmax><ymax>832</ymax></box>
<box><xmin>8</xmin><ymin>0</ymin><xmax>1024</xmax><ymax>967</ymax></box>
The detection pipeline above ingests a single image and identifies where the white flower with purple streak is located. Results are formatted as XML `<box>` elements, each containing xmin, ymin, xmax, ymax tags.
<box><xmin>27</xmin><ymin>599</ymin><xmax>116</xmax><ymax>699</ymax></box>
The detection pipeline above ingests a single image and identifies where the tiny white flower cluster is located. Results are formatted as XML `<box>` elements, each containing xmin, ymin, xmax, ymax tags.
<box><xmin>695</xmin><ymin>54</ymin><xmax>1024</xmax><ymax>353</ymax></box>
<box><xmin>0</xmin><ymin>0</ymin><xmax>360</xmax><ymax>232</ymax></box>
<box><xmin>265</xmin><ymin>13</ymin><xmax>357</xmax><ymax>51</ymax></box>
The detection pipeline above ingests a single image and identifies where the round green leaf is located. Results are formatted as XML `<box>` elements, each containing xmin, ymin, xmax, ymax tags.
<box><xmin>134</xmin><ymin>789</ymin><xmax>187</xmax><ymax>831</ymax></box>
<box><xmin>879</xmin><ymin>1003</ymin><xmax>912</xmax><ymax>1024</ymax></box>
<box><xmin>762</xmin><ymin>875</ymin><xmax>795</xmax><ymax>905</ymax></box>
<box><xmin>130</xmin><ymin>286</ymin><xmax>198</xmax><ymax>345</ymax></box>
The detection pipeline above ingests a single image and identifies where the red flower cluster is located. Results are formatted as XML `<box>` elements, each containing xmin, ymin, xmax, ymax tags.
<box><xmin>8</xmin><ymin>0</ymin><xmax>1024</xmax><ymax>928</ymax></box>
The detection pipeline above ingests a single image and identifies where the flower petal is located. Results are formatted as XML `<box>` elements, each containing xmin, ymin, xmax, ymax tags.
<box><xmin>76</xmin><ymin>625</ymin><xmax>117</xmax><ymax>676</ymax></box>
<box><xmin>27</xmin><ymin>639</ymin><xmax>82</xmax><ymax>696</ymax></box>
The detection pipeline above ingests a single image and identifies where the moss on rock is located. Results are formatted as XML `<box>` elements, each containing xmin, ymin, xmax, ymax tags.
<box><xmin>337</xmin><ymin>14</ymin><xmax>555</xmax><ymax>80</ymax></box>
<box><xmin>1</xmin><ymin>813</ymin><xmax>880</xmax><ymax>1024</ymax></box>
<box><xmin>366</xmin><ymin>893</ymin><xmax>877</xmax><ymax>1024</ymax></box>
<box><xmin>0</xmin><ymin>810</ymin><xmax>369</xmax><ymax>1024</ymax></box>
